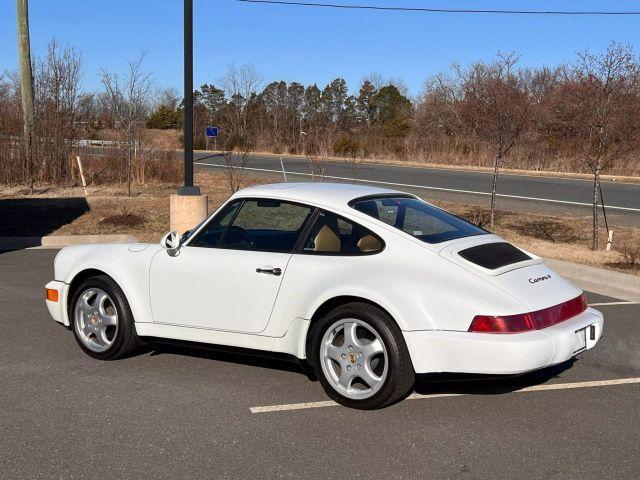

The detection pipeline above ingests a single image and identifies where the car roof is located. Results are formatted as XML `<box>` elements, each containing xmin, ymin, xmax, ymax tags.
<box><xmin>232</xmin><ymin>182</ymin><xmax>407</xmax><ymax>209</ymax></box>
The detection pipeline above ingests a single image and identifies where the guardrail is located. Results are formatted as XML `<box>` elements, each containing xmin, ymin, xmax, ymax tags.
<box><xmin>1</xmin><ymin>136</ymin><xmax>138</xmax><ymax>148</ymax></box>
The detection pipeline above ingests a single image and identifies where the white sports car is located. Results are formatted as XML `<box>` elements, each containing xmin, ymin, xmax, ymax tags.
<box><xmin>45</xmin><ymin>183</ymin><xmax>604</xmax><ymax>409</ymax></box>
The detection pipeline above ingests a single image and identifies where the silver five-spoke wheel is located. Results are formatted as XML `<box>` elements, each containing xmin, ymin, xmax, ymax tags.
<box><xmin>73</xmin><ymin>288</ymin><xmax>119</xmax><ymax>353</ymax></box>
<box><xmin>320</xmin><ymin>318</ymin><xmax>388</xmax><ymax>400</ymax></box>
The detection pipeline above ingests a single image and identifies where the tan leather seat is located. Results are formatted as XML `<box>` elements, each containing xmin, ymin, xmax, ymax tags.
<box><xmin>357</xmin><ymin>234</ymin><xmax>382</xmax><ymax>253</ymax></box>
<box><xmin>314</xmin><ymin>225</ymin><xmax>341</xmax><ymax>252</ymax></box>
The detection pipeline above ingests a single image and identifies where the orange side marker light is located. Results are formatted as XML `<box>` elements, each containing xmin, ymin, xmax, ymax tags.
<box><xmin>46</xmin><ymin>288</ymin><xmax>59</xmax><ymax>302</ymax></box>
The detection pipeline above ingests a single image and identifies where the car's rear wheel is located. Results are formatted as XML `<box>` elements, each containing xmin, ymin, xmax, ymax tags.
<box><xmin>70</xmin><ymin>275</ymin><xmax>138</xmax><ymax>360</ymax></box>
<box><xmin>310</xmin><ymin>302</ymin><xmax>414</xmax><ymax>409</ymax></box>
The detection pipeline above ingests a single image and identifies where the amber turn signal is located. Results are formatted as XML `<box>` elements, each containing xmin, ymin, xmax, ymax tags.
<box><xmin>46</xmin><ymin>288</ymin><xmax>59</xmax><ymax>302</ymax></box>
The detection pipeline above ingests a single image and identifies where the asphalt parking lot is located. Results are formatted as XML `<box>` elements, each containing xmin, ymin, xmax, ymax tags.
<box><xmin>1</xmin><ymin>248</ymin><xmax>639</xmax><ymax>479</ymax></box>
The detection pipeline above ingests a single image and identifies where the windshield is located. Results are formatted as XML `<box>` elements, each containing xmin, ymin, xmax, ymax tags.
<box><xmin>350</xmin><ymin>195</ymin><xmax>486</xmax><ymax>244</ymax></box>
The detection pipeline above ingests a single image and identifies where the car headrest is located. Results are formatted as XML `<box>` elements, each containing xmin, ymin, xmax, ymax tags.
<box><xmin>357</xmin><ymin>234</ymin><xmax>382</xmax><ymax>253</ymax></box>
<box><xmin>314</xmin><ymin>225</ymin><xmax>341</xmax><ymax>253</ymax></box>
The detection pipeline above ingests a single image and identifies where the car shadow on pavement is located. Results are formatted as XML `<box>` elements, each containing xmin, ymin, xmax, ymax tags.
<box><xmin>144</xmin><ymin>341</ymin><xmax>318</xmax><ymax>381</ymax></box>
<box><xmin>414</xmin><ymin>360</ymin><xmax>575</xmax><ymax>396</ymax></box>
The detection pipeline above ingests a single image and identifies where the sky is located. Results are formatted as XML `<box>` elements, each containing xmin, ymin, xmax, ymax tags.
<box><xmin>1</xmin><ymin>0</ymin><xmax>639</xmax><ymax>97</ymax></box>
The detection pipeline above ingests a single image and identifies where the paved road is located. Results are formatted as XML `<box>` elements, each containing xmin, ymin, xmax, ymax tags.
<box><xmin>2</xmin><ymin>249</ymin><xmax>639</xmax><ymax>479</ymax></box>
<box><xmin>194</xmin><ymin>153</ymin><xmax>640</xmax><ymax>227</ymax></box>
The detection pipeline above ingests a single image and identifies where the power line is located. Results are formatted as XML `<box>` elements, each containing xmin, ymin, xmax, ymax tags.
<box><xmin>236</xmin><ymin>0</ymin><xmax>640</xmax><ymax>16</ymax></box>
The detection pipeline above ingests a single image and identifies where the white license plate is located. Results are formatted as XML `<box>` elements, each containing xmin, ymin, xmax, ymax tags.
<box><xmin>574</xmin><ymin>327</ymin><xmax>587</xmax><ymax>353</ymax></box>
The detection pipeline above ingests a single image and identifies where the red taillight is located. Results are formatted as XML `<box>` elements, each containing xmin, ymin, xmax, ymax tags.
<box><xmin>468</xmin><ymin>313</ymin><xmax>534</xmax><ymax>333</ymax></box>
<box><xmin>529</xmin><ymin>294</ymin><xmax>587</xmax><ymax>329</ymax></box>
<box><xmin>468</xmin><ymin>294</ymin><xmax>588</xmax><ymax>334</ymax></box>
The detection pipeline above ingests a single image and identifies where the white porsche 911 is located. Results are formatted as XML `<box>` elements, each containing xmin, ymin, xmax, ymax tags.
<box><xmin>45</xmin><ymin>183</ymin><xmax>604</xmax><ymax>409</ymax></box>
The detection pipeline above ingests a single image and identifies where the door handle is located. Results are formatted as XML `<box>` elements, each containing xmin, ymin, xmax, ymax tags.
<box><xmin>256</xmin><ymin>266</ymin><xmax>282</xmax><ymax>276</ymax></box>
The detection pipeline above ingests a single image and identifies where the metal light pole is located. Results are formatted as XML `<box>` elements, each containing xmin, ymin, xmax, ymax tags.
<box><xmin>170</xmin><ymin>0</ymin><xmax>207</xmax><ymax>235</ymax></box>
<box><xmin>179</xmin><ymin>0</ymin><xmax>200</xmax><ymax>195</ymax></box>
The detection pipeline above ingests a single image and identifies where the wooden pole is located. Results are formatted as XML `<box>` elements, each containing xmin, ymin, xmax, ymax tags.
<box><xmin>76</xmin><ymin>156</ymin><xmax>88</xmax><ymax>196</ymax></box>
<box><xmin>16</xmin><ymin>0</ymin><xmax>35</xmax><ymax>194</ymax></box>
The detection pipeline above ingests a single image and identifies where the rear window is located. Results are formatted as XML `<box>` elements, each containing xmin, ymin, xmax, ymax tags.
<box><xmin>350</xmin><ymin>196</ymin><xmax>486</xmax><ymax>244</ymax></box>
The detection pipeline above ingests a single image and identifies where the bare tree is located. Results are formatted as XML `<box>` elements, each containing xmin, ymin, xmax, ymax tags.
<box><xmin>344</xmin><ymin>152</ymin><xmax>360</xmax><ymax>182</ymax></box>
<box><xmin>100</xmin><ymin>53</ymin><xmax>154</xmax><ymax>196</ymax></box>
<box><xmin>34</xmin><ymin>40</ymin><xmax>82</xmax><ymax>183</ymax></box>
<box><xmin>561</xmin><ymin>43</ymin><xmax>640</xmax><ymax>249</ymax></box>
<box><xmin>216</xmin><ymin>64</ymin><xmax>262</xmax><ymax>193</ymax></box>
<box><xmin>307</xmin><ymin>153</ymin><xmax>327</xmax><ymax>182</ymax></box>
<box><xmin>219</xmin><ymin>63</ymin><xmax>262</xmax><ymax>142</ymax></box>
<box><xmin>459</xmin><ymin>53</ymin><xmax>532</xmax><ymax>228</ymax></box>
<box><xmin>221</xmin><ymin>149</ymin><xmax>251</xmax><ymax>193</ymax></box>
<box><xmin>16</xmin><ymin>0</ymin><xmax>35</xmax><ymax>192</ymax></box>
<box><xmin>334</xmin><ymin>135</ymin><xmax>360</xmax><ymax>181</ymax></box>
<box><xmin>300</xmin><ymin>129</ymin><xmax>326</xmax><ymax>181</ymax></box>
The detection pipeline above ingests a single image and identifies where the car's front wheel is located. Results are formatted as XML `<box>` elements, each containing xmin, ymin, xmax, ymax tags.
<box><xmin>310</xmin><ymin>302</ymin><xmax>414</xmax><ymax>409</ymax></box>
<box><xmin>70</xmin><ymin>275</ymin><xmax>138</xmax><ymax>360</ymax></box>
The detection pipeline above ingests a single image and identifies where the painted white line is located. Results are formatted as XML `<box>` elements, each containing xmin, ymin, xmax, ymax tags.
<box><xmin>249</xmin><ymin>377</ymin><xmax>640</xmax><ymax>413</ymax></box>
<box><xmin>589</xmin><ymin>301</ymin><xmax>637</xmax><ymax>306</ymax></box>
<box><xmin>195</xmin><ymin>162</ymin><xmax>640</xmax><ymax>213</ymax></box>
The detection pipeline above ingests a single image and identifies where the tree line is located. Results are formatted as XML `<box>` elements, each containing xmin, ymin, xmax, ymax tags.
<box><xmin>2</xmin><ymin>40</ymin><xmax>639</xmax><ymax>248</ymax></box>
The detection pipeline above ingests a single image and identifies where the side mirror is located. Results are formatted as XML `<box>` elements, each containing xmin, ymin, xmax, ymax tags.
<box><xmin>160</xmin><ymin>231</ymin><xmax>181</xmax><ymax>257</ymax></box>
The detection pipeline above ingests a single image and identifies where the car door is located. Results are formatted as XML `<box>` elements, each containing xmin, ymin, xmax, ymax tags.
<box><xmin>149</xmin><ymin>198</ymin><xmax>314</xmax><ymax>333</ymax></box>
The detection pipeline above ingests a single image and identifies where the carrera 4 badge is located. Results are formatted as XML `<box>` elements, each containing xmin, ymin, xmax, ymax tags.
<box><xmin>529</xmin><ymin>274</ymin><xmax>551</xmax><ymax>284</ymax></box>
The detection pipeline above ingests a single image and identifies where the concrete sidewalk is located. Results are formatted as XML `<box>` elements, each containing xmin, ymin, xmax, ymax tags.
<box><xmin>0</xmin><ymin>235</ymin><xmax>138</xmax><ymax>249</ymax></box>
<box><xmin>545</xmin><ymin>258</ymin><xmax>640</xmax><ymax>303</ymax></box>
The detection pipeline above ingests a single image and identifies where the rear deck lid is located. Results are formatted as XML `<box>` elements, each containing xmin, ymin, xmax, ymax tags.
<box><xmin>439</xmin><ymin>235</ymin><xmax>580</xmax><ymax>310</ymax></box>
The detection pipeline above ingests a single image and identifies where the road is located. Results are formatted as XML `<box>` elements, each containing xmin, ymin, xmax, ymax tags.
<box><xmin>194</xmin><ymin>153</ymin><xmax>640</xmax><ymax>227</ymax></box>
<box><xmin>2</xmin><ymin>248</ymin><xmax>639</xmax><ymax>479</ymax></box>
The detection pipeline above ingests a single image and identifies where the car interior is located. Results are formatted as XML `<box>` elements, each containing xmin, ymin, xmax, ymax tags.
<box><xmin>189</xmin><ymin>199</ymin><xmax>383</xmax><ymax>255</ymax></box>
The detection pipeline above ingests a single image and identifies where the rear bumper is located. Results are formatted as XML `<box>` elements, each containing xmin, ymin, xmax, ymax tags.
<box><xmin>404</xmin><ymin>307</ymin><xmax>604</xmax><ymax>375</ymax></box>
<box><xmin>45</xmin><ymin>280</ymin><xmax>70</xmax><ymax>327</ymax></box>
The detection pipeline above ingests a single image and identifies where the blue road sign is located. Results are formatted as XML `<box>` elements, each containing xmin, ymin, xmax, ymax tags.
<box><xmin>206</xmin><ymin>126</ymin><xmax>218</xmax><ymax>137</ymax></box>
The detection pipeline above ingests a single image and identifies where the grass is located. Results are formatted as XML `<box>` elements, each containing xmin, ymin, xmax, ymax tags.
<box><xmin>1</xmin><ymin>171</ymin><xmax>638</xmax><ymax>275</ymax></box>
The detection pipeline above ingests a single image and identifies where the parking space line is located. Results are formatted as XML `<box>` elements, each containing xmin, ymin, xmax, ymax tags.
<box><xmin>589</xmin><ymin>301</ymin><xmax>637</xmax><ymax>306</ymax></box>
<box><xmin>249</xmin><ymin>377</ymin><xmax>640</xmax><ymax>413</ymax></box>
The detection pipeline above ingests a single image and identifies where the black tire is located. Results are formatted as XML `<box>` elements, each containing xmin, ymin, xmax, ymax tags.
<box><xmin>69</xmin><ymin>275</ymin><xmax>138</xmax><ymax>360</ymax></box>
<box><xmin>308</xmin><ymin>302</ymin><xmax>415</xmax><ymax>409</ymax></box>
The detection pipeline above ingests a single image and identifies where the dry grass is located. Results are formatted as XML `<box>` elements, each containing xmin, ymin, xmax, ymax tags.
<box><xmin>0</xmin><ymin>171</ymin><xmax>265</xmax><ymax>242</ymax></box>
<box><xmin>435</xmin><ymin>202</ymin><xmax>640</xmax><ymax>275</ymax></box>
<box><xmin>1</xmin><ymin>173</ymin><xmax>637</xmax><ymax>275</ymax></box>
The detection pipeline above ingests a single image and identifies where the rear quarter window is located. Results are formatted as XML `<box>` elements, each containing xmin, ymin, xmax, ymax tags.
<box><xmin>350</xmin><ymin>195</ymin><xmax>486</xmax><ymax>244</ymax></box>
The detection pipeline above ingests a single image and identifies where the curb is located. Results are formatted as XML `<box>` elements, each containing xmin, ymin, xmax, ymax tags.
<box><xmin>545</xmin><ymin>258</ymin><xmax>640</xmax><ymax>303</ymax></box>
<box><xmin>0</xmin><ymin>235</ymin><xmax>139</xmax><ymax>249</ymax></box>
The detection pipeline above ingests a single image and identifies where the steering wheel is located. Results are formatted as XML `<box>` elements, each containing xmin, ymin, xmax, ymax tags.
<box><xmin>223</xmin><ymin>225</ymin><xmax>253</xmax><ymax>248</ymax></box>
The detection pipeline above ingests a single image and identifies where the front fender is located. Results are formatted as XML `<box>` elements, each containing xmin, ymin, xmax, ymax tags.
<box><xmin>56</xmin><ymin>244</ymin><xmax>162</xmax><ymax>325</ymax></box>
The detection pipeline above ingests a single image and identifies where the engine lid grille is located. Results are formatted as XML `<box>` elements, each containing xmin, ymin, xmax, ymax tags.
<box><xmin>458</xmin><ymin>242</ymin><xmax>531</xmax><ymax>270</ymax></box>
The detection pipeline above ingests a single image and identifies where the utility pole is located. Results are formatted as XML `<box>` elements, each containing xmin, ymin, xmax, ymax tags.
<box><xmin>179</xmin><ymin>0</ymin><xmax>199</xmax><ymax>195</ymax></box>
<box><xmin>16</xmin><ymin>0</ymin><xmax>35</xmax><ymax>194</ymax></box>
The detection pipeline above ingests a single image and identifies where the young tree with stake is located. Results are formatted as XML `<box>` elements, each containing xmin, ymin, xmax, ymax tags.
<box><xmin>559</xmin><ymin>43</ymin><xmax>640</xmax><ymax>250</ymax></box>
<box><xmin>459</xmin><ymin>54</ymin><xmax>532</xmax><ymax>228</ymax></box>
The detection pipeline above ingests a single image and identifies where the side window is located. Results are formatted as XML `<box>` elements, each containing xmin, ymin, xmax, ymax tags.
<box><xmin>188</xmin><ymin>200</ymin><xmax>241</xmax><ymax>248</ymax></box>
<box><xmin>302</xmin><ymin>210</ymin><xmax>383</xmax><ymax>255</ymax></box>
<box><xmin>220</xmin><ymin>199</ymin><xmax>313</xmax><ymax>252</ymax></box>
